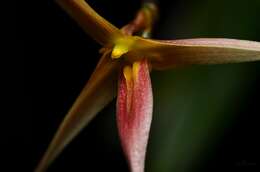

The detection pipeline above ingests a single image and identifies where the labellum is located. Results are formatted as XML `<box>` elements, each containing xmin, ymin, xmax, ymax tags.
<box><xmin>117</xmin><ymin>59</ymin><xmax>153</xmax><ymax>172</ymax></box>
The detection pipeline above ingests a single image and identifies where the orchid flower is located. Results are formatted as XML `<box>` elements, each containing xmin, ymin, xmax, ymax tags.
<box><xmin>35</xmin><ymin>0</ymin><xmax>260</xmax><ymax>172</ymax></box>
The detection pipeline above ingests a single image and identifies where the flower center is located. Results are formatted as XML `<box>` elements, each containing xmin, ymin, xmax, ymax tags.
<box><xmin>111</xmin><ymin>36</ymin><xmax>136</xmax><ymax>59</ymax></box>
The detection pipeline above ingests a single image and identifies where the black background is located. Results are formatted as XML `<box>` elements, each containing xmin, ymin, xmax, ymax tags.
<box><xmin>16</xmin><ymin>0</ymin><xmax>259</xmax><ymax>171</ymax></box>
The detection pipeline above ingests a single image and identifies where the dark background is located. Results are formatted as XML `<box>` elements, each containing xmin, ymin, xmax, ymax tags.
<box><xmin>17</xmin><ymin>0</ymin><xmax>259</xmax><ymax>171</ymax></box>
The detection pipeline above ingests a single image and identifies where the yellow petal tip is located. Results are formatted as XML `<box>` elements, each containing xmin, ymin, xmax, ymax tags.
<box><xmin>111</xmin><ymin>37</ymin><xmax>136</xmax><ymax>59</ymax></box>
<box><xmin>111</xmin><ymin>44</ymin><xmax>129</xmax><ymax>59</ymax></box>
<box><xmin>123</xmin><ymin>66</ymin><xmax>133</xmax><ymax>82</ymax></box>
<box><xmin>133</xmin><ymin>61</ymin><xmax>141</xmax><ymax>80</ymax></box>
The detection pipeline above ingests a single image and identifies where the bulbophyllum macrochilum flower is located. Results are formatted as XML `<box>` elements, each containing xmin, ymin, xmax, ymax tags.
<box><xmin>35</xmin><ymin>0</ymin><xmax>260</xmax><ymax>172</ymax></box>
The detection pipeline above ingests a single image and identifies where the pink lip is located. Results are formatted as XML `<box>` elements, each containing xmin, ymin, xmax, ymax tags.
<box><xmin>117</xmin><ymin>59</ymin><xmax>153</xmax><ymax>172</ymax></box>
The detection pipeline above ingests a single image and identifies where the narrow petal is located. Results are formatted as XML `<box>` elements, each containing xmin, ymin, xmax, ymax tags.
<box><xmin>130</xmin><ymin>37</ymin><xmax>260</xmax><ymax>69</ymax></box>
<box><xmin>35</xmin><ymin>51</ymin><xmax>120</xmax><ymax>172</ymax></box>
<box><xmin>56</xmin><ymin>0</ymin><xmax>123</xmax><ymax>45</ymax></box>
<box><xmin>117</xmin><ymin>59</ymin><xmax>153</xmax><ymax>172</ymax></box>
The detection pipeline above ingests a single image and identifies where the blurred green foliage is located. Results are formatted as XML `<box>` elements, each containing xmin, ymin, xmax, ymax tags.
<box><xmin>145</xmin><ymin>0</ymin><xmax>260</xmax><ymax>171</ymax></box>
